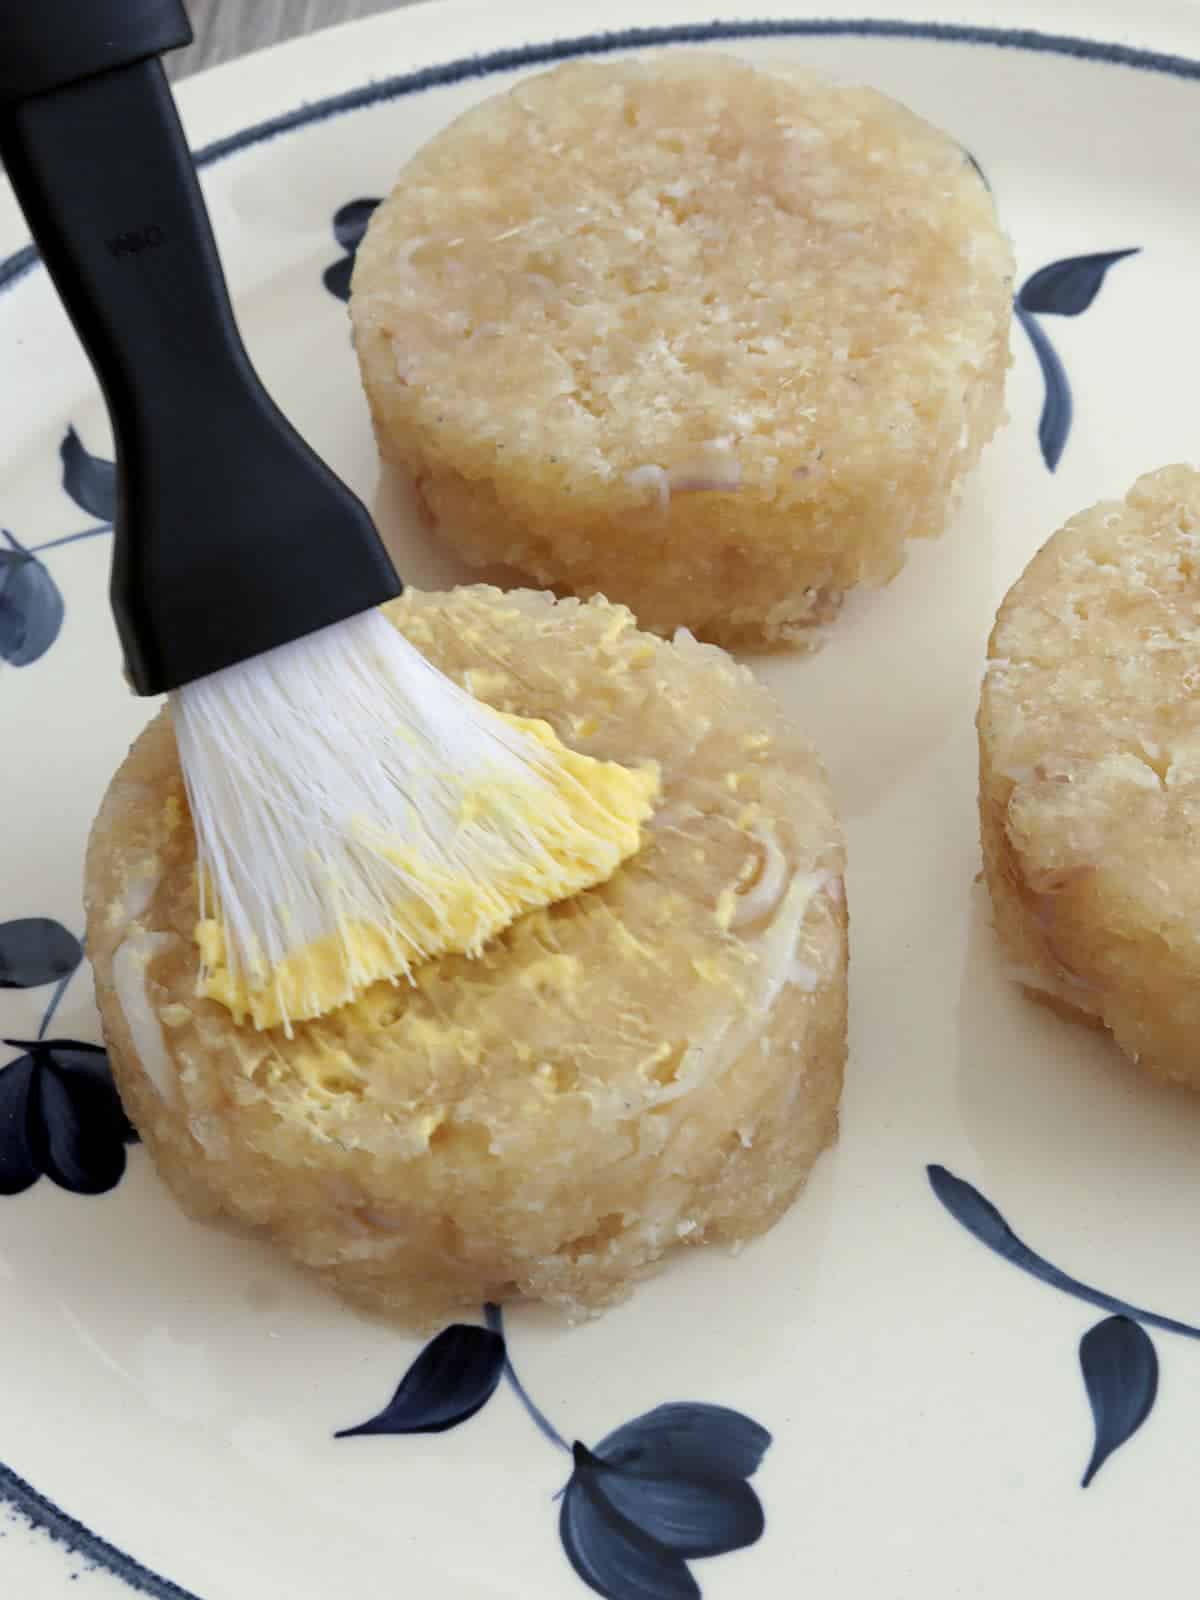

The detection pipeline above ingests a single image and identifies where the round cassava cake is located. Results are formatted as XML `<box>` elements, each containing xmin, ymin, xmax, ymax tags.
<box><xmin>350</xmin><ymin>52</ymin><xmax>1013</xmax><ymax>646</ymax></box>
<box><xmin>979</xmin><ymin>466</ymin><xmax>1200</xmax><ymax>1090</ymax></box>
<box><xmin>86</xmin><ymin>587</ymin><xmax>848</xmax><ymax>1323</ymax></box>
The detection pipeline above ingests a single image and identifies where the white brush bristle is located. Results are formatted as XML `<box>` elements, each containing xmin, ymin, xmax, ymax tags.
<box><xmin>170</xmin><ymin>609</ymin><xmax>657</xmax><ymax>1033</ymax></box>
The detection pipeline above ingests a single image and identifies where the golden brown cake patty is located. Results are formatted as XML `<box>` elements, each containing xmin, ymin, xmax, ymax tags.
<box><xmin>350</xmin><ymin>53</ymin><xmax>1013</xmax><ymax>646</ymax></box>
<box><xmin>86</xmin><ymin>588</ymin><xmax>847</xmax><ymax>1323</ymax></box>
<box><xmin>979</xmin><ymin>466</ymin><xmax>1200</xmax><ymax>1089</ymax></box>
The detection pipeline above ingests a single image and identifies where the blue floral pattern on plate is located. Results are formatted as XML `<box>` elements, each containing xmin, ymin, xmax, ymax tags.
<box><xmin>323</xmin><ymin>199</ymin><xmax>381</xmax><ymax>301</ymax></box>
<box><xmin>929</xmin><ymin>1166</ymin><xmax>1195</xmax><ymax>1486</ymax></box>
<box><xmin>0</xmin><ymin>435</ymin><xmax>130</xmax><ymax>1192</ymax></box>
<box><xmin>1016</xmin><ymin>250</ymin><xmax>1140</xmax><ymax>470</ymax></box>
<box><xmin>0</xmin><ymin>919</ymin><xmax>134</xmax><ymax>1196</ymax></box>
<box><xmin>0</xmin><ymin>428</ymin><xmax>114</xmax><ymax>668</ymax></box>
<box><xmin>337</xmin><ymin>1305</ymin><xmax>770</xmax><ymax>1600</ymax></box>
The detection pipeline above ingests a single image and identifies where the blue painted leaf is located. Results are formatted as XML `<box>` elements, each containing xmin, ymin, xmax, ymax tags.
<box><xmin>59</xmin><ymin>427</ymin><xmax>116</xmax><ymax>522</ymax></box>
<box><xmin>926</xmin><ymin>1166</ymin><xmax>1200</xmax><ymax>1342</ymax></box>
<box><xmin>0</xmin><ymin>534</ymin><xmax>64</xmax><ymax>666</ymax></box>
<box><xmin>482</xmin><ymin>1300</ymin><xmax>570</xmax><ymax>1451</ymax></box>
<box><xmin>575</xmin><ymin>1444</ymin><xmax>763</xmax><ymax>1559</ymax></box>
<box><xmin>1018</xmin><ymin>250</ymin><xmax>1140</xmax><ymax>317</ymax></box>
<box><xmin>0</xmin><ymin>1053</ymin><xmax>39</xmax><ymax>1196</ymax></box>
<box><xmin>335</xmin><ymin>1324</ymin><xmax>505</xmax><ymax>1437</ymax></box>
<box><xmin>595</xmin><ymin>1403</ymin><xmax>772</xmax><ymax>1482</ymax></box>
<box><xmin>928</xmin><ymin>1164</ymin><xmax>1033</xmax><ymax>1260</ymax></box>
<box><xmin>324</xmin><ymin>199</ymin><xmax>382</xmax><ymax>301</ymax></box>
<box><xmin>560</xmin><ymin>1465</ymin><xmax>698</xmax><ymax>1600</ymax></box>
<box><xmin>332</xmin><ymin>198</ymin><xmax>381</xmax><ymax>255</ymax></box>
<box><xmin>322</xmin><ymin>256</ymin><xmax>355</xmax><ymax>303</ymax></box>
<box><xmin>0</xmin><ymin>919</ymin><xmax>81</xmax><ymax>989</ymax></box>
<box><xmin>1080</xmin><ymin>1316</ymin><xmax>1158</xmax><ymax>1487</ymax></box>
<box><xmin>34</xmin><ymin>1042</ymin><xmax>134</xmax><ymax>1193</ymax></box>
<box><xmin>1</xmin><ymin>1040</ymin><xmax>134</xmax><ymax>1196</ymax></box>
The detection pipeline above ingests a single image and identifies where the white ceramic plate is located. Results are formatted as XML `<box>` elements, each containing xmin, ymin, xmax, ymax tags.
<box><xmin>5</xmin><ymin>1</ymin><xmax>1200</xmax><ymax>1595</ymax></box>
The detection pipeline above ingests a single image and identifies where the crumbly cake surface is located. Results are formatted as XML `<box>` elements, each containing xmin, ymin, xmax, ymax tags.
<box><xmin>87</xmin><ymin>587</ymin><xmax>848</xmax><ymax>1323</ymax></box>
<box><xmin>979</xmin><ymin>467</ymin><xmax>1200</xmax><ymax>1089</ymax></box>
<box><xmin>351</xmin><ymin>53</ymin><xmax>1013</xmax><ymax>644</ymax></box>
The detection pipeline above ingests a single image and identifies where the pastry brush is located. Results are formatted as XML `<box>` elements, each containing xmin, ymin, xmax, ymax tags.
<box><xmin>0</xmin><ymin>0</ymin><xmax>658</xmax><ymax>1031</ymax></box>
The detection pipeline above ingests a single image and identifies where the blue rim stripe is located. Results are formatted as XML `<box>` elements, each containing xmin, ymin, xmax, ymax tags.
<box><xmin>3</xmin><ymin>14</ymin><xmax>1200</xmax><ymax>1598</ymax></box>
<box><xmin>5</xmin><ymin>17</ymin><xmax>1200</xmax><ymax>298</ymax></box>
<box><xmin>0</xmin><ymin>1462</ymin><xmax>202</xmax><ymax>1598</ymax></box>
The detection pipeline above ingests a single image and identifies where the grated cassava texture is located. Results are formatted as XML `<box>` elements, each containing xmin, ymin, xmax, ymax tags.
<box><xmin>351</xmin><ymin>54</ymin><xmax>1013</xmax><ymax>645</ymax></box>
<box><xmin>979</xmin><ymin>467</ymin><xmax>1200</xmax><ymax>1089</ymax></box>
<box><xmin>86</xmin><ymin>588</ymin><xmax>847</xmax><ymax>1324</ymax></box>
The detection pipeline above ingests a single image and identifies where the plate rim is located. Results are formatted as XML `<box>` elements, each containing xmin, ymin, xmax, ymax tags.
<box><xmin>7</xmin><ymin>11</ymin><xmax>1200</xmax><ymax>302</ymax></box>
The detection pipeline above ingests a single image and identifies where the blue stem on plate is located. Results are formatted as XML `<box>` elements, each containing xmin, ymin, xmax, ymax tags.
<box><xmin>36</xmin><ymin>971</ymin><xmax>72</xmax><ymax>1039</ymax></box>
<box><xmin>29</xmin><ymin>523</ymin><xmax>112</xmax><ymax>555</ymax></box>
<box><xmin>36</xmin><ymin>931</ymin><xmax>82</xmax><ymax>1040</ymax></box>
<box><xmin>1015</xmin><ymin>304</ymin><xmax>1071</xmax><ymax>472</ymax></box>
<box><xmin>928</xmin><ymin>1166</ymin><xmax>1200</xmax><ymax>1342</ymax></box>
<box><xmin>485</xmin><ymin>1302</ymin><xmax>572</xmax><ymax>1454</ymax></box>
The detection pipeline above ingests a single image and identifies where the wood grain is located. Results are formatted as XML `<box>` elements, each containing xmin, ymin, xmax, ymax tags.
<box><xmin>169</xmin><ymin>0</ymin><xmax>426</xmax><ymax>80</ymax></box>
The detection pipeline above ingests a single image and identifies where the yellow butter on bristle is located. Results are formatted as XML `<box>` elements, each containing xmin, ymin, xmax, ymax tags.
<box><xmin>194</xmin><ymin>712</ymin><xmax>659</xmax><ymax>1031</ymax></box>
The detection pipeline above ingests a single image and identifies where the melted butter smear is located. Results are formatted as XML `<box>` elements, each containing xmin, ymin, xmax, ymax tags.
<box><xmin>195</xmin><ymin>714</ymin><xmax>659</xmax><ymax>1031</ymax></box>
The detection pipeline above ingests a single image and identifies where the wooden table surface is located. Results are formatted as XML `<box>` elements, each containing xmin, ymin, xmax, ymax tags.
<box><xmin>170</xmin><ymin>0</ymin><xmax>429</xmax><ymax>80</ymax></box>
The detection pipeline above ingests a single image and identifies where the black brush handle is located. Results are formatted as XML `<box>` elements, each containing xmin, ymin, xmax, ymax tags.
<box><xmin>0</xmin><ymin>0</ymin><xmax>400</xmax><ymax>693</ymax></box>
